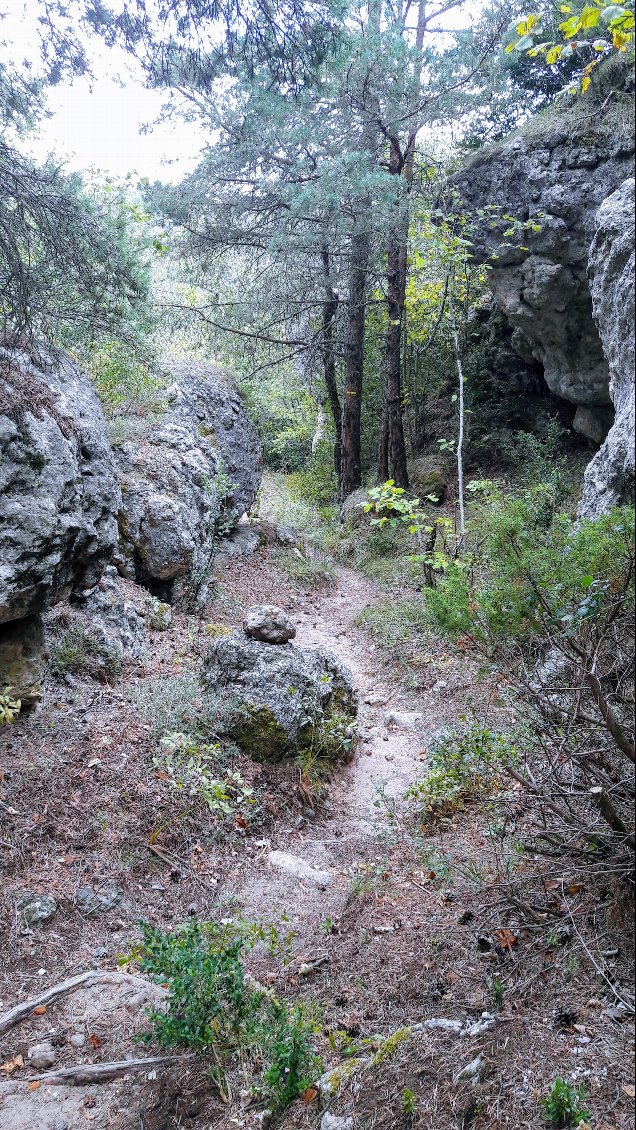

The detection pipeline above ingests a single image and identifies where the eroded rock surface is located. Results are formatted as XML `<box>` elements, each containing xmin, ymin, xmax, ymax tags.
<box><xmin>449</xmin><ymin>111</ymin><xmax>634</xmax><ymax>433</ymax></box>
<box><xmin>202</xmin><ymin>633</ymin><xmax>357</xmax><ymax>761</ymax></box>
<box><xmin>0</xmin><ymin>345</ymin><xmax>120</xmax><ymax>697</ymax></box>
<box><xmin>580</xmin><ymin>178</ymin><xmax>635</xmax><ymax>517</ymax></box>
<box><xmin>115</xmin><ymin>362</ymin><xmax>262</xmax><ymax>600</ymax></box>
<box><xmin>72</xmin><ymin>567</ymin><xmax>146</xmax><ymax>662</ymax></box>
<box><xmin>0</xmin><ymin>345</ymin><xmax>119</xmax><ymax>623</ymax></box>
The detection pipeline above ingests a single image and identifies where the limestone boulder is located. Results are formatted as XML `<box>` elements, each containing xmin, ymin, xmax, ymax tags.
<box><xmin>580</xmin><ymin>178</ymin><xmax>635</xmax><ymax>517</ymax></box>
<box><xmin>0</xmin><ymin>344</ymin><xmax>120</xmax><ymax>698</ymax></box>
<box><xmin>448</xmin><ymin>121</ymin><xmax>633</xmax><ymax>414</ymax></box>
<box><xmin>115</xmin><ymin>362</ymin><xmax>262</xmax><ymax>601</ymax></box>
<box><xmin>202</xmin><ymin>634</ymin><xmax>357</xmax><ymax>762</ymax></box>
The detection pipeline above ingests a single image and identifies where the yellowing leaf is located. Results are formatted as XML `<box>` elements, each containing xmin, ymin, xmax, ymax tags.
<box><xmin>581</xmin><ymin>75</ymin><xmax>592</xmax><ymax>91</ymax></box>
<box><xmin>1</xmin><ymin>1055</ymin><xmax>24</xmax><ymax>1075</ymax></box>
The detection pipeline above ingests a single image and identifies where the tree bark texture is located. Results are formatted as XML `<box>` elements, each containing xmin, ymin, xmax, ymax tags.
<box><xmin>321</xmin><ymin>244</ymin><xmax>342</xmax><ymax>482</ymax></box>
<box><xmin>341</xmin><ymin>222</ymin><xmax>370</xmax><ymax>497</ymax></box>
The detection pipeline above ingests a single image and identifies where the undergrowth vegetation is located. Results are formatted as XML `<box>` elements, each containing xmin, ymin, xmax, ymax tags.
<box><xmin>132</xmin><ymin>917</ymin><xmax>321</xmax><ymax>1111</ymax></box>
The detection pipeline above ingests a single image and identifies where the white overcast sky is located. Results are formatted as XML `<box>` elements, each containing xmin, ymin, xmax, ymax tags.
<box><xmin>1</xmin><ymin>0</ymin><xmax>205</xmax><ymax>181</ymax></box>
<box><xmin>1</xmin><ymin>1</ymin><xmax>483</xmax><ymax>182</ymax></box>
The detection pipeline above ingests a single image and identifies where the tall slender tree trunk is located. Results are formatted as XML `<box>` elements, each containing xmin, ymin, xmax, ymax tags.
<box><xmin>341</xmin><ymin>221</ymin><xmax>370</xmax><ymax>498</ymax></box>
<box><xmin>384</xmin><ymin>148</ymin><xmax>410</xmax><ymax>488</ymax></box>
<box><xmin>381</xmin><ymin>0</ymin><xmax>429</xmax><ymax>489</ymax></box>
<box><xmin>320</xmin><ymin>244</ymin><xmax>342</xmax><ymax>482</ymax></box>
<box><xmin>378</xmin><ymin>402</ymin><xmax>389</xmax><ymax>482</ymax></box>
<box><xmin>340</xmin><ymin>0</ymin><xmax>380</xmax><ymax>501</ymax></box>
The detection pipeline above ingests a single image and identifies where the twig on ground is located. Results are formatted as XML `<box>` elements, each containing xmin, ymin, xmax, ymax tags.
<box><xmin>0</xmin><ymin>971</ymin><xmax>156</xmax><ymax>1037</ymax></box>
<box><xmin>29</xmin><ymin>1055</ymin><xmax>196</xmax><ymax>1086</ymax></box>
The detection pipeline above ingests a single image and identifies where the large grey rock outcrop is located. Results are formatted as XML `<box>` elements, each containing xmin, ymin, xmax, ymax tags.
<box><xmin>0</xmin><ymin>345</ymin><xmax>119</xmax><ymax>699</ymax></box>
<box><xmin>115</xmin><ymin>362</ymin><xmax>262</xmax><ymax>600</ymax></box>
<box><xmin>202</xmin><ymin>634</ymin><xmax>357</xmax><ymax>762</ymax></box>
<box><xmin>448</xmin><ymin>113</ymin><xmax>634</xmax><ymax>441</ymax></box>
<box><xmin>580</xmin><ymin>179</ymin><xmax>635</xmax><ymax>517</ymax></box>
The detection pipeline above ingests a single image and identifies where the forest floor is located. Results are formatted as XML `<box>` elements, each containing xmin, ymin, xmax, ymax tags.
<box><xmin>0</xmin><ymin>528</ymin><xmax>634</xmax><ymax>1130</ymax></box>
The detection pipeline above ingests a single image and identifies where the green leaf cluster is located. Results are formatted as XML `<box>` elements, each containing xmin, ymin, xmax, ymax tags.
<box><xmin>134</xmin><ymin>917</ymin><xmax>321</xmax><ymax>1111</ymax></box>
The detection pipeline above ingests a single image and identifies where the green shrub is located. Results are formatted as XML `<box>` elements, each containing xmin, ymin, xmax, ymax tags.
<box><xmin>287</xmin><ymin>444</ymin><xmax>338</xmax><ymax>507</ymax></box>
<box><xmin>129</xmin><ymin>675</ymin><xmax>201</xmax><ymax>738</ymax></box>
<box><xmin>425</xmin><ymin>493</ymin><xmax>635</xmax><ymax>651</ymax></box>
<box><xmin>541</xmin><ymin>1077</ymin><xmax>590</xmax><ymax>1127</ymax></box>
<box><xmin>274</xmin><ymin>547</ymin><xmax>335</xmax><ymax>590</ymax></box>
<box><xmin>134</xmin><ymin>918</ymin><xmax>321</xmax><ymax>1111</ymax></box>
<box><xmin>154</xmin><ymin>731</ymin><xmax>255</xmax><ymax>817</ymax></box>
<box><xmin>88</xmin><ymin>339</ymin><xmax>164</xmax><ymax>417</ymax></box>
<box><xmin>406</xmin><ymin>723</ymin><xmax>518</xmax><ymax>819</ymax></box>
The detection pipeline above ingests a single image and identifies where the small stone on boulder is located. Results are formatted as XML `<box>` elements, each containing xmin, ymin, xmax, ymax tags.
<box><xmin>244</xmin><ymin>605</ymin><xmax>297</xmax><ymax>644</ymax></box>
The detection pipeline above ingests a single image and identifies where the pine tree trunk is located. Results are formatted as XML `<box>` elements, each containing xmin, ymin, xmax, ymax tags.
<box><xmin>381</xmin><ymin>0</ymin><xmax>428</xmax><ymax>492</ymax></box>
<box><xmin>320</xmin><ymin>244</ymin><xmax>342</xmax><ymax>482</ymax></box>
<box><xmin>378</xmin><ymin>402</ymin><xmax>389</xmax><ymax>482</ymax></box>
<box><xmin>385</xmin><ymin>166</ymin><xmax>410</xmax><ymax>489</ymax></box>
<box><xmin>341</xmin><ymin>222</ymin><xmax>370</xmax><ymax>498</ymax></box>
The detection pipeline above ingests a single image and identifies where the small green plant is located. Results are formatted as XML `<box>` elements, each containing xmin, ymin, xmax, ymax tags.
<box><xmin>0</xmin><ymin>687</ymin><xmax>21</xmax><ymax>725</ymax></box>
<box><xmin>129</xmin><ymin>675</ymin><xmax>201</xmax><ymax>737</ymax></box>
<box><xmin>492</xmin><ymin>975</ymin><xmax>505</xmax><ymax>1008</ymax></box>
<box><xmin>565</xmin><ymin>953</ymin><xmax>580</xmax><ymax>982</ymax></box>
<box><xmin>154</xmin><ymin>731</ymin><xmax>255</xmax><ymax>817</ymax></box>
<box><xmin>133</xmin><ymin>918</ymin><xmax>320</xmax><ymax>1111</ymax></box>
<box><xmin>406</xmin><ymin>723</ymin><xmax>517</xmax><ymax>820</ymax></box>
<box><xmin>402</xmin><ymin>1087</ymin><xmax>418</xmax><ymax>1117</ymax></box>
<box><xmin>540</xmin><ymin>1077</ymin><xmax>590</xmax><ymax>1127</ymax></box>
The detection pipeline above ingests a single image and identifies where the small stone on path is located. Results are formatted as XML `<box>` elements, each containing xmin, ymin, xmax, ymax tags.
<box><xmin>17</xmin><ymin>892</ymin><xmax>57</xmax><ymax>926</ymax></box>
<box><xmin>321</xmin><ymin>1114</ymin><xmax>354</xmax><ymax>1130</ymax></box>
<box><xmin>75</xmin><ymin>881</ymin><xmax>123</xmax><ymax>914</ymax></box>
<box><xmin>383</xmin><ymin>710</ymin><xmax>424</xmax><ymax>730</ymax></box>
<box><xmin>27</xmin><ymin>1041</ymin><xmax>56</xmax><ymax>1069</ymax></box>
<box><xmin>267</xmin><ymin>851</ymin><xmax>332</xmax><ymax>887</ymax></box>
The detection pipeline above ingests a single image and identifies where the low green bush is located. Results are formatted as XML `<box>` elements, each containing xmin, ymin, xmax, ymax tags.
<box><xmin>50</xmin><ymin>624</ymin><xmax>122</xmax><ymax>682</ymax></box>
<box><xmin>134</xmin><ymin>917</ymin><xmax>321</xmax><ymax>1111</ymax></box>
<box><xmin>355</xmin><ymin>598</ymin><xmax>430</xmax><ymax>658</ymax></box>
<box><xmin>406</xmin><ymin>722</ymin><xmax>518</xmax><ymax>820</ymax></box>
<box><xmin>540</xmin><ymin>1077</ymin><xmax>590</xmax><ymax>1127</ymax></box>
<box><xmin>274</xmin><ymin>547</ymin><xmax>335</xmax><ymax>590</ymax></box>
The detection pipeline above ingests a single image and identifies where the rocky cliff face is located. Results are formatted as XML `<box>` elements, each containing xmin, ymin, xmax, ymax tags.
<box><xmin>580</xmin><ymin>177</ymin><xmax>635</xmax><ymax>517</ymax></box>
<box><xmin>114</xmin><ymin>361</ymin><xmax>262</xmax><ymax>603</ymax></box>
<box><xmin>0</xmin><ymin>345</ymin><xmax>120</xmax><ymax>701</ymax></box>
<box><xmin>0</xmin><ymin>348</ymin><xmax>263</xmax><ymax>699</ymax></box>
<box><xmin>449</xmin><ymin>109</ymin><xmax>634</xmax><ymax>471</ymax></box>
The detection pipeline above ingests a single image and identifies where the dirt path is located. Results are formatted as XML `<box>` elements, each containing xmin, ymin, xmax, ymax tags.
<box><xmin>232</xmin><ymin>564</ymin><xmax>435</xmax><ymax>956</ymax></box>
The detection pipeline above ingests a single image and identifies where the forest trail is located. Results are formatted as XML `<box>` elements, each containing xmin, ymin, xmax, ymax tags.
<box><xmin>231</xmin><ymin>561</ymin><xmax>438</xmax><ymax>960</ymax></box>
